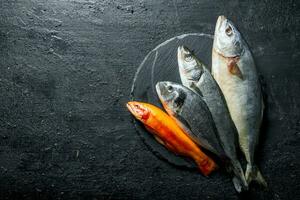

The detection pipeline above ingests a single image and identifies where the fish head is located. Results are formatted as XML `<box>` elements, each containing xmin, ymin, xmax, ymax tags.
<box><xmin>126</xmin><ymin>101</ymin><xmax>150</xmax><ymax>122</ymax></box>
<box><xmin>214</xmin><ymin>15</ymin><xmax>243</xmax><ymax>57</ymax></box>
<box><xmin>156</xmin><ymin>81</ymin><xmax>187</xmax><ymax>116</ymax></box>
<box><xmin>177</xmin><ymin>45</ymin><xmax>203</xmax><ymax>84</ymax></box>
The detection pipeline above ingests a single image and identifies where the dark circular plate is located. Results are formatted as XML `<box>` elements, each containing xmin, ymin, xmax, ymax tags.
<box><xmin>130</xmin><ymin>33</ymin><xmax>213</xmax><ymax>169</ymax></box>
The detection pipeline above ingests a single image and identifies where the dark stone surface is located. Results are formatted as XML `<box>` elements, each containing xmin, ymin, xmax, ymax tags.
<box><xmin>0</xmin><ymin>0</ymin><xmax>299</xmax><ymax>199</ymax></box>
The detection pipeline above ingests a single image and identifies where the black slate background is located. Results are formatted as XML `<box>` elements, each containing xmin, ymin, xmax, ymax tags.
<box><xmin>0</xmin><ymin>0</ymin><xmax>299</xmax><ymax>199</ymax></box>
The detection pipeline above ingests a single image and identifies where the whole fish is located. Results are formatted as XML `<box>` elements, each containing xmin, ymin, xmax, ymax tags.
<box><xmin>127</xmin><ymin>101</ymin><xmax>218</xmax><ymax>176</ymax></box>
<box><xmin>212</xmin><ymin>15</ymin><xmax>267</xmax><ymax>186</ymax></box>
<box><xmin>177</xmin><ymin>45</ymin><xmax>248</xmax><ymax>192</ymax></box>
<box><xmin>156</xmin><ymin>82</ymin><xmax>225</xmax><ymax>158</ymax></box>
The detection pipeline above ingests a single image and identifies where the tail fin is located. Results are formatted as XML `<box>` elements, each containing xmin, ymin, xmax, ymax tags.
<box><xmin>232</xmin><ymin>177</ymin><xmax>244</xmax><ymax>193</ymax></box>
<box><xmin>230</xmin><ymin>161</ymin><xmax>248</xmax><ymax>192</ymax></box>
<box><xmin>196</xmin><ymin>157</ymin><xmax>218</xmax><ymax>176</ymax></box>
<box><xmin>245</xmin><ymin>164</ymin><xmax>267</xmax><ymax>187</ymax></box>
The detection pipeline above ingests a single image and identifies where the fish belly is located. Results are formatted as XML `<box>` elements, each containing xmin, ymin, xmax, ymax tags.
<box><xmin>212</xmin><ymin>55</ymin><xmax>260</xmax><ymax>164</ymax></box>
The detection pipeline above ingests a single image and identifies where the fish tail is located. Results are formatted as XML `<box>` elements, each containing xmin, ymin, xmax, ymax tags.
<box><xmin>232</xmin><ymin>176</ymin><xmax>244</xmax><ymax>193</ymax></box>
<box><xmin>230</xmin><ymin>161</ymin><xmax>248</xmax><ymax>192</ymax></box>
<box><xmin>245</xmin><ymin>164</ymin><xmax>267</xmax><ymax>187</ymax></box>
<box><xmin>196</xmin><ymin>156</ymin><xmax>218</xmax><ymax>176</ymax></box>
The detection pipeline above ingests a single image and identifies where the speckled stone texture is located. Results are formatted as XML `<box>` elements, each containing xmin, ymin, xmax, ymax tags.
<box><xmin>0</xmin><ymin>0</ymin><xmax>299</xmax><ymax>199</ymax></box>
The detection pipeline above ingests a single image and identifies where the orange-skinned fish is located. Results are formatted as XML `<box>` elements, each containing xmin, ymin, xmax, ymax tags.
<box><xmin>127</xmin><ymin>101</ymin><xmax>218</xmax><ymax>176</ymax></box>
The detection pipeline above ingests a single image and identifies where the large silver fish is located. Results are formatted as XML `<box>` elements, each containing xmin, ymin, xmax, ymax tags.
<box><xmin>212</xmin><ymin>15</ymin><xmax>267</xmax><ymax>186</ymax></box>
<box><xmin>177</xmin><ymin>45</ymin><xmax>248</xmax><ymax>192</ymax></box>
<box><xmin>156</xmin><ymin>81</ymin><xmax>225</xmax><ymax>158</ymax></box>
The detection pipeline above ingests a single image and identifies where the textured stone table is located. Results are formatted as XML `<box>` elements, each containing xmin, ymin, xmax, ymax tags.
<box><xmin>0</xmin><ymin>0</ymin><xmax>299</xmax><ymax>199</ymax></box>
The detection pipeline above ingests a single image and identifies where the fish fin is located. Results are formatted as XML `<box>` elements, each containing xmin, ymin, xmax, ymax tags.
<box><xmin>145</xmin><ymin>126</ymin><xmax>177</xmax><ymax>153</ymax></box>
<box><xmin>172</xmin><ymin>115</ymin><xmax>194</xmax><ymax>137</ymax></box>
<box><xmin>154</xmin><ymin>135</ymin><xmax>165</xmax><ymax>146</ymax></box>
<box><xmin>154</xmin><ymin>135</ymin><xmax>176</xmax><ymax>153</ymax></box>
<box><xmin>172</xmin><ymin>115</ymin><xmax>213</xmax><ymax>152</ymax></box>
<box><xmin>261</xmin><ymin>98</ymin><xmax>265</xmax><ymax>122</ymax></box>
<box><xmin>230</xmin><ymin>161</ymin><xmax>248</xmax><ymax>191</ymax></box>
<box><xmin>164</xmin><ymin>142</ymin><xmax>177</xmax><ymax>153</ymax></box>
<box><xmin>190</xmin><ymin>82</ymin><xmax>203</xmax><ymax>97</ymax></box>
<box><xmin>232</xmin><ymin>177</ymin><xmax>243</xmax><ymax>193</ymax></box>
<box><xmin>245</xmin><ymin>164</ymin><xmax>267</xmax><ymax>187</ymax></box>
<box><xmin>155</xmin><ymin>137</ymin><xmax>177</xmax><ymax>154</ymax></box>
<box><xmin>195</xmin><ymin>157</ymin><xmax>218</xmax><ymax>177</ymax></box>
<box><xmin>145</xmin><ymin>125</ymin><xmax>157</xmax><ymax>135</ymax></box>
<box><xmin>227</xmin><ymin>58</ymin><xmax>243</xmax><ymax>80</ymax></box>
<box><xmin>174</xmin><ymin>113</ymin><xmax>219</xmax><ymax>156</ymax></box>
<box><xmin>145</xmin><ymin>126</ymin><xmax>164</xmax><ymax>145</ymax></box>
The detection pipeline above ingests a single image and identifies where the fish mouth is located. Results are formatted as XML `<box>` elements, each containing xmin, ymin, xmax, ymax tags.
<box><xmin>177</xmin><ymin>46</ymin><xmax>194</xmax><ymax>71</ymax></box>
<box><xmin>177</xmin><ymin>46</ymin><xmax>184</xmax><ymax>60</ymax></box>
<box><xmin>178</xmin><ymin>45</ymin><xmax>190</xmax><ymax>53</ymax></box>
<box><xmin>126</xmin><ymin>102</ymin><xmax>136</xmax><ymax>116</ymax></box>
<box><xmin>156</xmin><ymin>82</ymin><xmax>174</xmax><ymax>115</ymax></box>
<box><xmin>216</xmin><ymin>15</ymin><xmax>227</xmax><ymax>31</ymax></box>
<box><xmin>156</xmin><ymin>81</ymin><xmax>170</xmax><ymax>103</ymax></box>
<box><xmin>178</xmin><ymin>45</ymin><xmax>192</xmax><ymax>57</ymax></box>
<box><xmin>127</xmin><ymin>101</ymin><xmax>141</xmax><ymax>119</ymax></box>
<box><xmin>127</xmin><ymin>101</ymin><xmax>150</xmax><ymax>121</ymax></box>
<box><xmin>155</xmin><ymin>82</ymin><xmax>165</xmax><ymax>99</ymax></box>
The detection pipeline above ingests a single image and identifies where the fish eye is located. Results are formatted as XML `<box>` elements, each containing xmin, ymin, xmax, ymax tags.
<box><xmin>184</xmin><ymin>54</ymin><xmax>193</xmax><ymax>62</ymax></box>
<box><xmin>167</xmin><ymin>85</ymin><xmax>173</xmax><ymax>92</ymax></box>
<box><xmin>225</xmin><ymin>25</ymin><xmax>233</xmax><ymax>36</ymax></box>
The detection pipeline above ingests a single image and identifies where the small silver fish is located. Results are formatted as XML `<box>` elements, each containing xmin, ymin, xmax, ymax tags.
<box><xmin>212</xmin><ymin>15</ymin><xmax>267</xmax><ymax>187</ymax></box>
<box><xmin>177</xmin><ymin>45</ymin><xmax>248</xmax><ymax>192</ymax></box>
<box><xmin>156</xmin><ymin>81</ymin><xmax>225</xmax><ymax>158</ymax></box>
